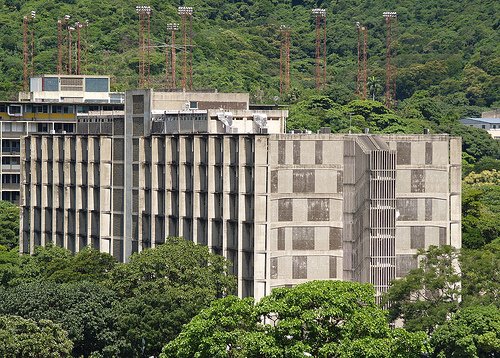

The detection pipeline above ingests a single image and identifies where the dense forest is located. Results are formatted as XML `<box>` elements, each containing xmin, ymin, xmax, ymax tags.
<box><xmin>0</xmin><ymin>0</ymin><xmax>498</xmax><ymax>108</ymax></box>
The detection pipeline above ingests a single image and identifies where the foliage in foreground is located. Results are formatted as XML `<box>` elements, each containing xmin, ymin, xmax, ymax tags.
<box><xmin>0</xmin><ymin>200</ymin><xmax>19</xmax><ymax>250</ymax></box>
<box><xmin>0</xmin><ymin>315</ymin><xmax>73</xmax><ymax>357</ymax></box>
<box><xmin>162</xmin><ymin>280</ymin><xmax>429</xmax><ymax>358</ymax></box>
<box><xmin>431</xmin><ymin>305</ymin><xmax>500</xmax><ymax>358</ymax></box>
<box><xmin>0</xmin><ymin>237</ymin><xmax>236</xmax><ymax>357</ymax></box>
<box><xmin>384</xmin><ymin>245</ymin><xmax>461</xmax><ymax>333</ymax></box>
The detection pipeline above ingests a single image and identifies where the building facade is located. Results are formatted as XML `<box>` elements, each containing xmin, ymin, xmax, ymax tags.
<box><xmin>0</xmin><ymin>100</ymin><xmax>123</xmax><ymax>204</ymax></box>
<box><xmin>20</xmin><ymin>90</ymin><xmax>461</xmax><ymax>300</ymax></box>
<box><xmin>460</xmin><ymin>117</ymin><xmax>500</xmax><ymax>139</ymax></box>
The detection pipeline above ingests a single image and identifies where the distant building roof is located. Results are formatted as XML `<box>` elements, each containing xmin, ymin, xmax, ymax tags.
<box><xmin>461</xmin><ymin>117</ymin><xmax>500</xmax><ymax>124</ymax></box>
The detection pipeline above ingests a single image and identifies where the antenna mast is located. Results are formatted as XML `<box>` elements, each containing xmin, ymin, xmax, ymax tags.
<box><xmin>67</xmin><ymin>26</ymin><xmax>75</xmax><ymax>75</ymax></box>
<box><xmin>136</xmin><ymin>6</ymin><xmax>152</xmax><ymax>88</ymax></box>
<box><xmin>362</xmin><ymin>26</ymin><xmax>368</xmax><ymax>100</ymax></box>
<box><xmin>279</xmin><ymin>25</ymin><xmax>291</xmax><ymax>96</ymax></box>
<box><xmin>383</xmin><ymin>11</ymin><xmax>397</xmax><ymax>108</ymax></box>
<box><xmin>178</xmin><ymin>6</ymin><xmax>194</xmax><ymax>91</ymax></box>
<box><xmin>312</xmin><ymin>8</ymin><xmax>326</xmax><ymax>90</ymax></box>
<box><xmin>75</xmin><ymin>21</ymin><xmax>88</xmax><ymax>75</ymax></box>
<box><xmin>356</xmin><ymin>22</ymin><xmax>368</xmax><ymax>100</ymax></box>
<box><xmin>166</xmin><ymin>23</ymin><xmax>179</xmax><ymax>89</ymax></box>
<box><xmin>23</xmin><ymin>11</ymin><xmax>36</xmax><ymax>91</ymax></box>
<box><xmin>57</xmin><ymin>15</ymin><xmax>70</xmax><ymax>75</ymax></box>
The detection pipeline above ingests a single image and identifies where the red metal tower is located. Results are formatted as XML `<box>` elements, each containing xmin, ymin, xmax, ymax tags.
<box><xmin>383</xmin><ymin>11</ymin><xmax>397</xmax><ymax>108</ymax></box>
<box><xmin>279</xmin><ymin>25</ymin><xmax>291</xmax><ymax>96</ymax></box>
<box><xmin>23</xmin><ymin>11</ymin><xmax>36</xmax><ymax>91</ymax></box>
<box><xmin>356</xmin><ymin>23</ymin><xmax>368</xmax><ymax>100</ymax></box>
<box><xmin>136</xmin><ymin>6</ymin><xmax>152</xmax><ymax>88</ymax></box>
<box><xmin>166</xmin><ymin>23</ymin><xmax>179</xmax><ymax>89</ymax></box>
<box><xmin>362</xmin><ymin>26</ymin><xmax>368</xmax><ymax>100</ymax></box>
<box><xmin>312</xmin><ymin>8</ymin><xmax>327</xmax><ymax>90</ymax></box>
<box><xmin>75</xmin><ymin>21</ymin><xmax>88</xmax><ymax>75</ymax></box>
<box><xmin>67</xmin><ymin>25</ymin><xmax>75</xmax><ymax>74</ymax></box>
<box><xmin>57</xmin><ymin>15</ymin><xmax>70</xmax><ymax>75</ymax></box>
<box><xmin>178</xmin><ymin>6</ymin><xmax>194</xmax><ymax>91</ymax></box>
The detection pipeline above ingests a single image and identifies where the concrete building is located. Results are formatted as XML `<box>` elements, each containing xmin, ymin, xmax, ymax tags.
<box><xmin>20</xmin><ymin>89</ymin><xmax>461</xmax><ymax>300</ymax></box>
<box><xmin>19</xmin><ymin>74</ymin><xmax>124</xmax><ymax>103</ymax></box>
<box><xmin>460</xmin><ymin>117</ymin><xmax>500</xmax><ymax>139</ymax></box>
<box><xmin>0</xmin><ymin>100</ymin><xmax>123</xmax><ymax>204</ymax></box>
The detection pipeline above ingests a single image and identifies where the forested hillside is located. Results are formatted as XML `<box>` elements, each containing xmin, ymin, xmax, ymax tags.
<box><xmin>0</xmin><ymin>0</ymin><xmax>498</xmax><ymax>110</ymax></box>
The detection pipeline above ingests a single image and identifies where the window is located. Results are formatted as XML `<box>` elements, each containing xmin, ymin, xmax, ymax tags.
<box><xmin>482</xmin><ymin>125</ymin><xmax>486</xmax><ymax>129</ymax></box>
<box><xmin>52</xmin><ymin>105</ymin><xmax>63</xmax><ymax>113</ymax></box>
<box><xmin>33</xmin><ymin>105</ymin><xmax>48</xmax><ymax>113</ymax></box>
<box><xmin>7</xmin><ymin>105</ymin><xmax>22</xmax><ymax>116</ymax></box>
<box><xmin>189</xmin><ymin>101</ymin><xmax>198</xmax><ymax>109</ymax></box>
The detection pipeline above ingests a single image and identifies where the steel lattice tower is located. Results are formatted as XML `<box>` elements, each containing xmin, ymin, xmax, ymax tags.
<box><xmin>57</xmin><ymin>15</ymin><xmax>70</xmax><ymax>75</ymax></box>
<box><xmin>383</xmin><ymin>11</ymin><xmax>397</xmax><ymax>108</ymax></box>
<box><xmin>136</xmin><ymin>6</ymin><xmax>152</xmax><ymax>88</ymax></box>
<box><xmin>356</xmin><ymin>23</ymin><xmax>368</xmax><ymax>100</ymax></box>
<box><xmin>178</xmin><ymin>7</ymin><xmax>194</xmax><ymax>91</ymax></box>
<box><xmin>23</xmin><ymin>11</ymin><xmax>36</xmax><ymax>91</ymax></box>
<box><xmin>279</xmin><ymin>25</ymin><xmax>291</xmax><ymax>96</ymax></box>
<box><xmin>67</xmin><ymin>25</ymin><xmax>75</xmax><ymax>75</ymax></box>
<box><xmin>166</xmin><ymin>23</ymin><xmax>179</xmax><ymax>89</ymax></box>
<box><xmin>75</xmin><ymin>21</ymin><xmax>88</xmax><ymax>75</ymax></box>
<box><xmin>312</xmin><ymin>9</ymin><xmax>327</xmax><ymax>90</ymax></box>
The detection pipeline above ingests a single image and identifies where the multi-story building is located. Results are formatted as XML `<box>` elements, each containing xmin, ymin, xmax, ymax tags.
<box><xmin>460</xmin><ymin>117</ymin><xmax>500</xmax><ymax>139</ymax></box>
<box><xmin>0</xmin><ymin>100</ymin><xmax>124</xmax><ymax>204</ymax></box>
<box><xmin>20</xmin><ymin>89</ymin><xmax>461</xmax><ymax>300</ymax></box>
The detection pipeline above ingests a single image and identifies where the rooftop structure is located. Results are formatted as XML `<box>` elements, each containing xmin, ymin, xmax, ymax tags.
<box><xmin>18</xmin><ymin>74</ymin><xmax>124</xmax><ymax>104</ymax></box>
<box><xmin>460</xmin><ymin>117</ymin><xmax>500</xmax><ymax>139</ymax></box>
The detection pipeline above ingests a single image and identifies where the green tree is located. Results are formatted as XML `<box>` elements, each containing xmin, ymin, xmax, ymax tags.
<box><xmin>462</xmin><ymin>183</ymin><xmax>500</xmax><ymax>249</ymax></box>
<box><xmin>0</xmin><ymin>281</ymin><xmax>120</xmax><ymax>357</ymax></box>
<box><xmin>0</xmin><ymin>245</ymin><xmax>20</xmax><ymax>287</ymax></box>
<box><xmin>0</xmin><ymin>315</ymin><xmax>73</xmax><ymax>357</ymax></box>
<box><xmin>12</xmin><ymin>245</ymin><xmax>116</xmax><ymax>284</ymax></box>
<box><xmin>431</xmin><ymin>305</ymin><xmax>500</xmax><ymax>358</ymax></box>
<box><xmin>163</xmin><ymin>281</ymin><xmax>429</xmax><ymax>358</ymax></box>
<box><xmin>384</xmin><ymin>245</ymin><xmax>461</xmax><ymax>333</ymax></box>
<box><xmin>108</xmin><ymin>237</ymin><xmax>236</xmax><ymax>357</ymax></box>
<box><xmin>0</xmin><ymin>200</ymin><xmax>19</xmax><ymax>250</ymax></box>
<box><xmin>460</xmin><ymin>238</ymin><xmax>500</xmax><ymax>306</ymax></box>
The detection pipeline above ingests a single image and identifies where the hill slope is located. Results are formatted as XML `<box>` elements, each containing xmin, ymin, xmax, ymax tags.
<box><xmin>0</xmin><ymin>0</ymin><xmax>498</xmax><ymax>108</ymax></box>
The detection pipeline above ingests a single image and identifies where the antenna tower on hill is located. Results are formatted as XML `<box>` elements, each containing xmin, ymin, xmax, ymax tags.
<box><xmin>166</xmin><ymin>23</ymin><xmax>179</xmax><ymax>89</ymax></box>
<box><xmin>23</xmin><ymin>11</ymin><xmax>36</xmax><ymax>91</ymax></box>
<box><xmin>178</xmin><ymin>6</ymin><xmax>194</xmax><ymax>91</ymax></box>
<box><xmin>356</xmin><ymin>22</ymin><xmax>368</xmax><ymax>100</ymax></box>
<box><xmin>57</xmin><ymin>15</ymin><xmax>70</xmax><ymax>75</ymax></box>
<box><xmin>75</xmin><ymin>20</ymin><xmax>89</xmax><ymax>75</ymax></box>
<box><xmin>312</xmin><ymin>8</ymin><xmax>327</xmax><ymax>90</ymax></box>
<box><xmin>136</xmin><ymin>5</ymin><xmax>152</xmax><ymax>88</ymax></box>
<box><xmin>279</xmin><ymin>25</ymin><xmax>291</xmax><ymax>96</ymax></box>
<box><xmin>383</xmin><ymin>11</ymin><xmax>397</xmax><ymax>108</ymax></box>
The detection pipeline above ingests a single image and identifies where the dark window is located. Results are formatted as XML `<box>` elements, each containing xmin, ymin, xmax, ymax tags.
<box><xmin>411</xmin><ymin>169</ymin><xmax>425</xmax><ymax>193</ymax></box>
<box><xmin>292</xmin><ymin>256</ymin><xmax>307</xmax><ymax>279</ymax></box>
<box><xmin>397</xmin><ymin>142</ymin><xmax>411</xmax><ymax>165</ymax></box>
<box><xmin>410</xmin><ymin>226</ymin><xmax>425</xmax><ymax>249</ymax></box>
<box><xmin>292</xmin><ymin>227</ymin><xmax>315</xmax><ymax>250</ymax></box>
<box><xmin>277</xmin><ymin>228</ymin><xmax>285</xmax><ymax>250</ymax></box>
<box><xmin>329</xmin><ymin>256</ymin><xmax>337</xmax><ymax>278</ymax></box>
<box><xmin>307</xmin><ymin>198</ymin><xmax>329</xmax><ymax>221</ymax></box>
<box><xmin>293</xmin><ymin>170</ymin><xmax>315</xmax><ymax>193</ymax></box>
<box><xmin>329</xmin><ymin>227</ymin><xmax>342</xmax><ymax>250</ymax></box>
<box><xmin>278</xmin><ymin>199</ymin><xmax>293</xmax><ymax>221</ymax></box>
<box><xmin>293</xmin><ymin>141</ymin><xmax>300</xmax><ymax>164</ymax></box>
<box><xmin>278</xmin><ymin>140</ymin><xmax>286</xmax><ymax>164</ymax></box>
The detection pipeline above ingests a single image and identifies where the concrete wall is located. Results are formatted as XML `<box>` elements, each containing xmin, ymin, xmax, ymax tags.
<box><xmin>20</xmin><ymin>131</ymin><xmax>461</xmax><ymax>301</ymax></box>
